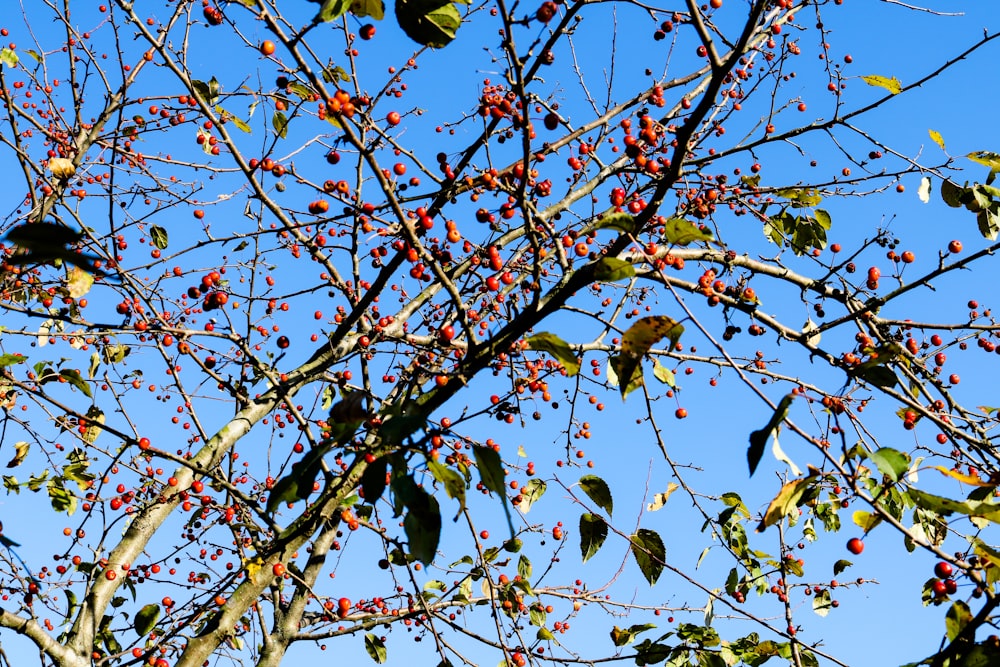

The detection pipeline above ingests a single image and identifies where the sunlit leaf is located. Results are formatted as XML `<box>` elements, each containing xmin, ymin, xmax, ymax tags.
<box><xmin>929</xmin><ymin>129</ymin><xmax>946</xmax><ymax>152</ymax></box>
<box><xmin>81</xmin><ymin>406</ymin><xmax>105</xmax><ymax>445</ymax></box>
<box><xmin>909</xmin><ymin>488</ymin><xmax>1000</xmax><ymax>523</ymax></box>
<box><xmin>651</xmin><ymin>359</ymin><xmax>676</xmax><ymax>387</ymax></box>
<box><xmin>861</xmin><ymin>74</ymin><xmax>902</xmax><ymax>94</ymax></box>
<box><xmin>66</xmin><ymin>267</ymin><xmax>94</xmax><ymax>299</ymax></box>
<box><xmin>525</xmin><ymin>332</ymin><xmax>580</xmax><ymax>376</ymax></box>
<box><xmin>0</xmin><ymin>354</ymin><xmax>27</xmax><ymax>367</ymax></box>
<box><xmin>59</xmin><ymin>369</ymin><xmax>92</xmax><ymax>397</ymax></box>
<box><xmin>364</xmin><ymin>632</ymin><xmax>387</xmax><ymax>663</ymax></box>
<box><xmin>662</xmin><ymin>217</ymin><xmax>715</xmax><ymax>246</ymax></box>
<box><xmin>351</xmin><ymin>0</ymin><xmax>386</xmax><ymax>19</ymax></box>
<box><xmin>967</xmin><ymin>151</ymin><xmax>1000</xmax><ymax>171</ymax></box>
<box><xmin>945</xmin><ymin>600</ymin><xmax>972</xmax><ymax>642</ymax></box>
<box><xmin>1</xmin><ymin>48</ymin><xmax>19</xmax><ymax>67</ymax></box>
<box><xmin>613</xmin><ymin>316</ymin><xmax>684</xmax><ymax>400</ymax></box>
<box><xmin>5</xmin><ymin>442</ymin><xmax>29</xmax><ymax>468</ymax></box>
<box><xmin>918</xmin><ymin>176</ymin><xmax>932</xmax><ymax>204</ymax></box>
<box><xmin>851</xmin><ymin>510</ymin><xmax>881</xmax><ymax>532</ymax></box>
<box><xmin>578</xmin><ymin>474</ymin><xmax>613</xmax><ymax>516</ymax></box>
<box><xmin>757</xmin><ymin>477</ymin><xmax>813</xmax><ymax>532</ymax></box>
<box><xmin>647</xmin><ymin>483</ymin><xmax>679</xmax><ymax>511</ymax></box>
<box><xmin>516</xmin><ymin>479</ymin><xmax>546</xmax><ymax>513</ymax></box>
<box><xmin>595</xmin><ymin>211</ymin><xmax>638</xmax><ymax>233</ymax></box>
<box><xmin>812</xmin><ymin>588</ymin><xmax>833</xmax><ymax>617</ymax></box>
<box><xmin>869</xmin><ymin>447</ymin><xmax>909</xmax><ymax>483</ymax></box>
<box><xmin>933</xmin><ymin>465</ymin><xmax>993</xmax><ymax>487</ymax></box>
<box><xmin>316</xmin><ymin>0</ymin><xmax>353</xmax><ymax>21</ymax></box>
<box><xmin>593</xmin><ymin>257</ymin><xmax>635</xmax><ymax>281</ymax></box>
<box><xmin>630</xmin><ymin>529</ymin><xmax>665</xmax><ymax>585</ymax></box>
<box><xmin>150</xmin><ymin>225</ymin><xmax>169</xmax><ymax>250</ymax></box>
<box><xmin>272</xmin><ymin>111</ymin><xmax>289</xmax><ymax>139</ymax></box>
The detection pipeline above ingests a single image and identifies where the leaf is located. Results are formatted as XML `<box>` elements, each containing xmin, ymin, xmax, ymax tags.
<box><xmin>662</xmin><ymin>217</ymin><xmax>715</xmax><ymax>246</ymax></box>
<box><xmin>851</xmin><ymin>510</ymin><xmax>881</xmax><ymax>532</ymax></box>
<box><xmin>395</xmin><ymin>0</ymin><xmax>462</xmax><ymax>48</ymax></box>
<box><xmin>757</xmin><ymin>478</ymin><xmax>813</xmax><ymax>532</ymax></box>
<box><xmin>472</xmin><ymin>446</ymin><xmax>505</xmax><ymax>496</ymax></box>
<box><xmin>65</xmin><ymin>267</ymin><xmax>94</xmax><ymax>299</ymax></box>
<box><xmin>934</xmin><ymin>465</ymin><xmax>993</xmax><ymax>487</ymax></box>
<box><xmin>854</xmin><ymin>365</ymin><xmax>898</xmax><ymax>389</ymax></box>
<box><xmin>361</xmin><ymin>455</ymin><xmax>389</xmax><ymax>504</ymax></box>
<box><xmin>945</xmin><ymin>600</ymin><xmax>972</xmax><ymax>642</ymax></box>
<box><xmin>134</xmin><ymin>603</ymin><xmax>161</xmax><ymax>636</ymax></box>
<box><xmin>428</xmin><ymin>459</ymin><xmax>466</xmax><ymax>519</ymax></box>
<box><xmin>747</xmin><ymin>394</ymin><xmax>794</xmax><ymax>477</ymax></box>
<box><xmin>403</xmin><ymin>491</ymin><xmax>441</xmax><ymax>565</ymax></box>
<box><xmin>516</xmin><ymin>479</ymin><xmax>546</xmax><ymax>513</ymax></box>
<box><xmin>651</xmin><ymin>359</ymin><xmax>676</xmax><ymax>388</ymax></box>
<box><xmin>593</xmin><ymin>257</ymin><xmax>635</xmax><ymax>281</ymax></box>
<box><xmin>59</xmin><ymin>369</ymin><xmax>92</xmax><ymax>397</ymax></box>
<box><xmin>909</xmin><ymin>488</ymin><xmax>1000</xmax><ymax>523</ymax></box>
<box><xmin>918</xmin><ymin>176</ymin><xmax>932</xmax><ymax>204</ymax></box>
<box><xmin>967</xmin><ymin>151</ymin><xmax>1000</xmax><ymax>171</ymax></box>
<box><xmin>613</xmin><ymin>316</ymin><xmax>684</xmax><ymax>400</ymax></box>
<box><xmin>578</xmin><ymin>475</ymin><xmax>613</xmax><ymax>516</ymax></box>
<box><xmin>869</xmin><ymin>447</ymin><xmax>909</xmax><ymax>483</ymax></box>
<box><xmin>525</xmin><ymin>333</ymin><xmax>580</xmax><ymax>376</ymax></box>
<box><xmin>833</xmin><ymin>559</ymin><xmax>853</xmax><ymax>575</ymax></box>
<box><xmin>0</xmin><ymin>354</ymin><xmax>26</xmax><ymax>367</ymax></box>
<box><xmin>812</xmin><ymin>588</ymin><xmax>833</xmax><ymax>617</ymax></box>
<box><xmin>5</xmin><ymin>442</ymin><xmax>28</xmax><ymax>468</ymax></box>
<box><xmin>81</xmin><ymin>406</ymin><xmax>105</xmax><ymax>445</ymax></box>
<box><xmin>579</xmin><ymin>513</ymin><xmax>607</xmax><ymax>563</ymax></box>
<box><xmin>977</xmin><ymin>208</ymin><xmax>1000</xmax><ymax>241</ymax></box>
<box><xmin>316</xmin><ymin>0</ymin><xmax>353</xmax><ymax>21</ymax></box>
<box><xmin>191</xmin><ymin>78</ymin><xmax>221</xmax><ymax>105</ymax></box>
<box><xmin>610</xmin><ymin>623</ymin><xmax>657</xmax><ymax>647</ymax></box>
<box><xmin>48</xmin><ymin>477</ymin><xmax>76</xmax><ymax>515</ymax></box>
<box><xmin>351</xmin><ymin>0</ymin><xmax>386</xmax><ymax>19</ymax></box>
<box><xmin>1</xmin><ymin>48</ymin><xmax>18</xmax><ymax>67</ymax></box>
<box><xmin>595</xmin><ymin>212</ymin><xmax>638</xmax><ymax>233</ymax></box>
<box><xmin>150</xmin><ymin>225</ymin><xmax>169</xmax><ymax>250</ymax></box>
<box><xmin>630</xmin><ymin>529</ymin><xmax>665</xmax><ymax>585</ymax></box>
<box><xmin>364</xmin><ymin>632</ymin><xmax>387</xmax><ymax>663</ymax></box>
<box><xmin>929</xmin><ymin>129</ymin><xmax>946</xmax><ymax>152</ymax></box>
<box><xmin>272</xmin><ymin>111</ymin><xmax>289</xmax><ymax>139</ymax></box>
<box><xmin>861</xmin><ymin>74</ymin><xmax>902</xmax><ymax>94</ymax></box>
<box><xmin>941</xmin><ymin>179</ymin><xmax>965</xmax><ymax>208</ymax></box>
<box><xmin>647</xmin><ymin>483</ymin><xmax>679</xmax><ymax>511</ymax></box>
<box><xmin>607</xmin><ymin>354</ymin><xmax>644</xmax><ymax>399</ymax></box>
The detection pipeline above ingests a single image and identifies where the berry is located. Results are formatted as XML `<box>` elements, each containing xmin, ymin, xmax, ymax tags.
<box><xmin>846</xmin><ymin>537</ymin><xmax>864</xmax><ymax>555</ymax></box>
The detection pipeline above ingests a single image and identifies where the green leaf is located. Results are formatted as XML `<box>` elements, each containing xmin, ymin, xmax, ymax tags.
<box><xmin>861</xmin><ymin>74</ymin><xmax>902</xmax><ymax>94</ymax></box>
<box><xmin>395</xmin><ymin>0</ymin><xmax>462</xmax><ymax>47</ymax></box>
<box><xmin>651</xmin><ymin>359</ymin><xmax>676</xmax><ymax>387</ymax></box>
<box><xmin>662</xmin><ymin>217</ymin><xmax>715</xmax><ymax>246</ymax></box>
<box><xmin>929</xmin><ymin>129</ymin><xmax>946</xmax><ymax>152</ymax></box>
<box><xmin>977</xmin><ymin>208</ymin><xmax>1000</xmax><ymax>241</ymax></box>
<box><xmin>150</xmin><ymin>226</ymin><xmax>169</xmax><ymax>250</ymax></box>
<box><xmin>525</xmin><ymin>333</ymin><xmax>580</xmax><ymax>376</ymax></box>
<box><xmin>272</xmin><ymin>111</ymin><xmax>289</xmax><ymax>139</ymax></box>
<box><xmin>317</xmin><ymin>0</ymin><xmax>353</xmax><ymax>21</ymax></box>
<box><xmin>351</xmin><ymin>0</ymin><xmax>386</xmax><ymax>19</ymax></box>
<box><xmin>909</xmin><ymin>488</ymin><xmax>1000</xmax><ymax>523</ymax></box>
<box><xmin>191</xmin><ymin>78</ymin><xmax>221</xmax><ymax>105</ymax></box>
<box><xmin>361</xmin><ymin>456</ymin><xmax>388</xmax><ymax>505</ymax></box>
<box><xmin>854</xmin><ymin>365</ymin><xmax>898</xmax><ymax>389</ymax></box>
<box><xmin>610</xmin><ymin>623</ymin><xmax>657</xmax><ymax>647</ymax></box>
<box><xmin>536</xmin><ymin>626</ymin><xmax>555</xmax><ymax>641</ymax></box>
<box><xmin>869</xmin><ymin>447</ymin><xmax>909</xmax><ymax>483</ymax></box>
<box><xmin>593</xmin><ymin>257</ymin><xmax>635</xmax><ymax>281</ymax></box>
<box><xmin>516</xmin><ymin>479</ymin><xmax>546</xmax><ymax>513</ymax></box>
<box><xmin>1</xmin><ymin>48</ymin><xmax>18</xmax><ymax>67</ymax></box>
<box><xmin>833</xmin><ymin>559</ymin><xmax>853</xmax><ymax>575</ymax></box>
<box><xmin>613</xmin><ymin>316</ymin><xmax>684</xmax><ymax>400</ymax></box>
<box><xmin>578</xmin><ymin>474</ymin><xmax>613</xmax><ymax>516</ymax></box>
<box><xmin>47</xmin><ymin>477</ymin><xmax>76</xmax><ymax>515</ymax></box>
<box><xmin>630</xmin><ymin>528</ymin><xmax>665</xmax><ymax>585</ymax></box>
<box><xmin>0</xmin><ymin>354</ymin><xmax>26</xmax><ymax>367</ymax></box>
<box><xmin>945</xmin><ymin>600</ymin><xmax>972</xmax><ymax>642</ymax></box>
<box><xmin>757</xmin><ymin>478</ymin><xmax>814</xmax><ymax>532</ymax></box>
<box><xmin>364</xmin><ymin>632</ymin><xmax>387</xmax><ymax>663</ymax></box>
<box><xmin>594</xmin><ymin>212</ymin><xmax>638</xmax><ymax>233</ymax></box>
<box><xmin>473</xmin><ymin>446</ymin><xmax>505</xmax><ymax>495</ymax></box>
<box><xmin>134</xmin><ymin>603</ymin><xmax>161</xmax><ymax>636</ymax></box>
<box><xmin>59</xmin><ymin>369</ymin><xmax>92</xmax><ymax>397</ymax></box>
<box><xmin>967</xmin><ymin>151</ymin><xmax>1000</xmax><ymax>171</ymax></box>
<box><xmin>579</xmin><ymin>513</ymin><xmax>607</xmax><ymax>563</ymax></box>
<box><xmin>747</xmin><ymin>394</ymin><xmax>794</xmax><ymax>477</ymax></box>
<box><xmin>428</xmin><ymin>459</ymin><xmax>466</xmax><ymax>519</ymax></box>
<box><xmin>812</xmin><ymin>588</ymin><xmax>833</xmax><ymax>617</ymax></box>
<box><xmin>941</xmin><ymin>179</ymin><xmax>965</xmax><ymax>208</ymax></box>
<box><xmin>608</xmin><ymin>354</ymin><xmax>644</xmax><ymax>399</ymax></box>
<box><xmin>517</xmin><ymin>553</ymin><xmax>532</xmax><ymax>580</ymax></box>
<box><xmin>403</xmin><ymin>491</ymin><xmax>441</xmax><ymax>565</ymax></box>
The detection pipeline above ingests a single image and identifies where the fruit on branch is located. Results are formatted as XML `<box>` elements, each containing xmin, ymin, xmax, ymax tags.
<box><xmin>846</xmin><ymin>538</ymin><xmax>864</xmax><ymax>555</ymax></box>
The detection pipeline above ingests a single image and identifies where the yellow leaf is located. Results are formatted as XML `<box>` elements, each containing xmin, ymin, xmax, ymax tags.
<box><xmin>851</xmin><ymin>510</ymin><xmax>881</xmax><ymax>532</ymax></box>
<box><xmin>81</xmin><ymin>406</ymin><xmax>105</xmax><ymax>445</ymax></box>
<box><xmin>966</xmin><ymin>151</ymin><xmax>1000</xmax><ymax>171</ymax></box>
<box><xmin>6</xmin><ymin>441</ymin><xmax>29</xmax><ymax>468</ymax></box>
<box><xmin>934</xmin><ymin>465</ymin><xmax>993</xmax><ymax>487</ymax></box>
<box><xmin>929</xmin><ymin>129</ymin><xmax>946</xmax><ymax>152</ymax></box>
<box><xmin>66</xmin><ymin>266</ymin><xmax>94</xmax><ymax>299</ymax></box>
<box><xmin>48</xmin><ymin>157</ymin><xmax>76</xmax><ymax>179</ymax></box>
<box><xmin>757</xmin><ymin>478</ymin><xmax>812</xmax><ymax>532</ymax></box>
<box><xmin>861</xmin><ymin>74</ymin><xmax>902</xmax><ymax>95</ymax></box>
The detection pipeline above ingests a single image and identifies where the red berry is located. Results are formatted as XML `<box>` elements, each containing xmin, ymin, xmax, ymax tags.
<box><xmin>846</xmin><ymin>537</ymin><xmax>864</xmax><ymax>555</ymax></box>
<box><xmin>934</xmin><ymin>561</ymin><xmax>953</xmax><ymax>579</ymax></box>
<box><xmin>948</xmin><ymin>240</ymin><xmax>963</xmax><ymax>254</ymax></box>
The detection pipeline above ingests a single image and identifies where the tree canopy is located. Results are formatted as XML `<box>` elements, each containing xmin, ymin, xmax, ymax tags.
<box><xmin>0</xmin><ymin>1</ymin><xmax>998</xmax><ymax>666</ymax></box>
